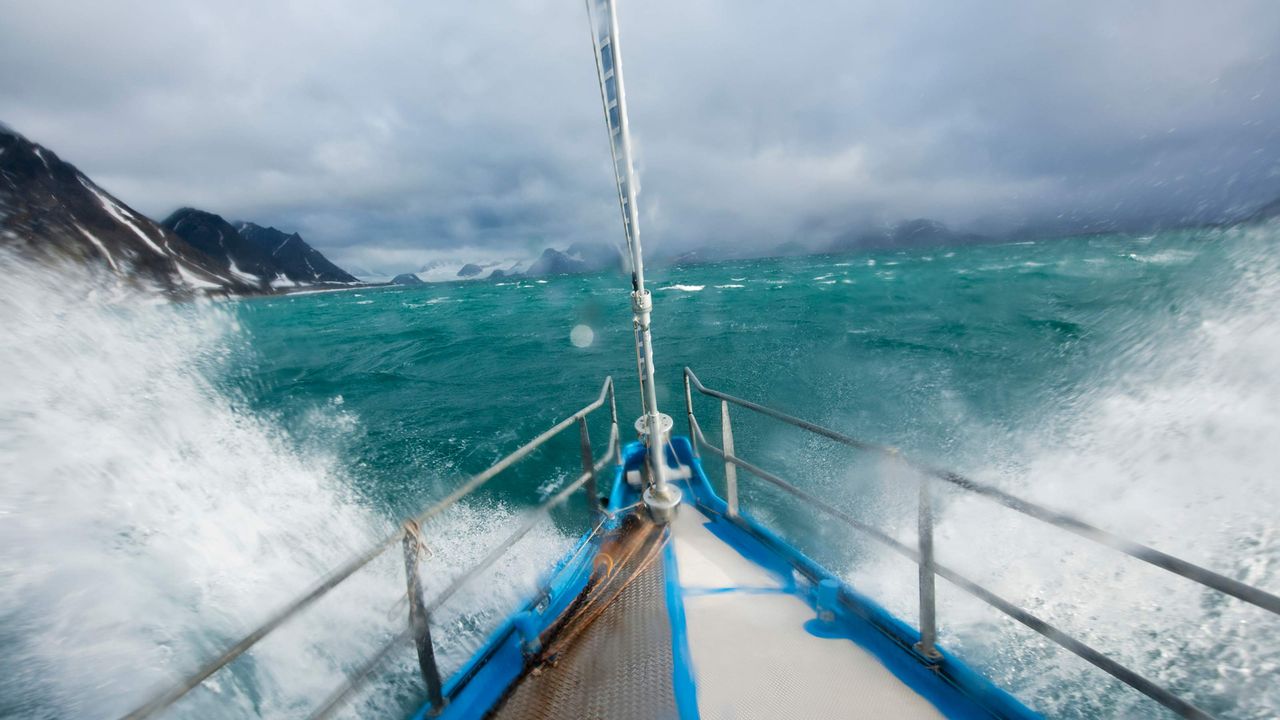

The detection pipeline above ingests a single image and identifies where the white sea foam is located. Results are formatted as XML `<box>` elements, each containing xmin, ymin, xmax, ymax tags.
<box><xmin>849</xmin><ymin>226</ymin><xmax>1280</xmax><ymax>718</ymax></box>
<box><xmin>659</xmin><ymin>284</ymin><xmax>705</xmax><ymax>292</ymax></box>
<box><xmin>0</xmin><ymin>256</ymin><xmax>568</xmax><ymax>718</ymax></box>
<box><xmin>1125</xmin><ymin>249</ymin><xmax>1198</xmax><ymax>265</ymax></box>
<box><xmin>0</xmin><ymin>258</ymin><xmax>382</xmax><ymax>717</ymax></box>
<box><xmin>281</xmin><ymin>285</ymin><xmax>365</xmax><ymax>297</ymax></box>
<box><xmin>715</xmin><ymin>284</ymin><xmax>745</xmax><ymax>289</ymax></box>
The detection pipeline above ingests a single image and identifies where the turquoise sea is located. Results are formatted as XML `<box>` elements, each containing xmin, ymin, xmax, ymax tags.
<box><xmin>3</xmin><ymin>224</ymin><xmax>1279</xmax><ymax>719</ymax></box>
<box><xmin>232</xmin><ymin>231</ymin><xmax>1237</xmax><ymax>515</ymax></box>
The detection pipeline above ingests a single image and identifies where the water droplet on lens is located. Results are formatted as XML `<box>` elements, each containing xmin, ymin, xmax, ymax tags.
<box><xmin>570</xmin><ymin>324</ymin><xmax>594</xmax><ymax>348</ymax></box>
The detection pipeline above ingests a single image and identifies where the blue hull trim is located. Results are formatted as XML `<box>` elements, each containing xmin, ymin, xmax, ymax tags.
<box><xmin>411</xmin><ymin>437</ymin><xmax>1037</xmax><ymax>719</ymax></box>
<box><xmin>661</xmin><ymin>539</ymin><xmax>702</xmax><ymax>720</ymax></box>
<box><xmin>654</xmin><ymin>437</ymin><xmax>1039</xmax><ymax>720</ymax></box>
<box><xmin>410</xmin><ymin>499</ymin><xmax>620</xmax><ymax>720</ymax></box>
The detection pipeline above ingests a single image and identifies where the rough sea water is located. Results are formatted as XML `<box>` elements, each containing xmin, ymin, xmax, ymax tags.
<box><xmin>2</xmin><ymin>223</ymin><xmax>1279</xmax><ymax>719</ymax></box>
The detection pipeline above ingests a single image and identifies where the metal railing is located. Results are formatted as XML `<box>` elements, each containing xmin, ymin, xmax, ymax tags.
<box><xmin>683</xmin><ymin>367</ymin><xmax>1280</xmax><ymax>720</ymax></box>
<box><xmin>124</xmin><ymin>377</ymin><xmax>622</xmax><ymax>720</ymax></box>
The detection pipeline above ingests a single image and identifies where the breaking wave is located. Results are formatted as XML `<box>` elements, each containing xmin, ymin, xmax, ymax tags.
<box><xmin>850</xmin><ymin>224</ymin><xmax>1280</xmax><ymax>719</ymax></box>
<box><xmin>0</xmin><ymin>256</ymin><xmax>567</xmax><ymax>719</ymax></box>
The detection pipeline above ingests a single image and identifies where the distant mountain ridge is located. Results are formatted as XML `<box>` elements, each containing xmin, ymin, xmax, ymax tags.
<box><xmin>14</xmin><ymin>124</ymin><xmax>1275</xmax><ymax>291</ymax></box>
<box><xmin>235</xmin><ymin>222</ymin><xmax>357</xmax><ymax>284</ymax></box>
<box><xmin>380</xmin><ymin>243</ymin><xmax>621</xmax><ymax>283</ymax></box>
<box><xmin>392</xmin><ymin>272</ymin><xmax>424</xmax><ymax>285</ymax></box>
<box><xmin>161</xmin><ymin>208</ymin><xmax>273</xmax><ymax>281</ymax></box>
<box><xmin>524</xmin><ymin>242</ymin><xmax>624</xmax><ymax>277</ymax></box>
<box><xmin>0</xmin><ymin>124</ymin><xmax>357</xmax><ymax>294</ymax></box>
<box><xmin>828</xmin><ymin>218</ymin><xmax>989</xmax><ymax>253</ymax></box>
<box><xmin>160</xmin><ymin>210</ymin><xmax>357</xmax><ymax>288</ymax></box>
<box><xmin>0</xmin><ymin>127</ymin><xmax>253</xmax><ymax>294</ymax></box>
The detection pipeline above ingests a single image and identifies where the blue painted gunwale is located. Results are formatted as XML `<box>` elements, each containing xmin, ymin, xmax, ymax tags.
<box><xmin>410</xmin><ymin>459</ymin><xmax>640</xmax><ymax>720</ymax></box>
<box><xmin>656</xmin><ymin>436</ymin><xmax>1040</xmax><ymax>720</ymax></box>
<box><xmin>410</xmin><ymin>436</ymin><xmax>1039</xmax><ymax>719</ymax></box>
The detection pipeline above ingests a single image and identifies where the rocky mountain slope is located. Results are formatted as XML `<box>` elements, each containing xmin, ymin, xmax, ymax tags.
<box><xmin>160</xmin><ymin>208</ymin><xmax>274</xmax><ymax>284</ymax></box>
<box><xmin>0</xmin><ymin>127</ymin><xmax>252</xmax><ymax>294</ymax></box>
<box><xmin>1</xmin><ymin>125</ymin><xmax>359</xmax><ymax>295</ymax></box>
<box><xmin>523</xmin><ymin>242</ymin><xmax>624</xmax><ymax>277</ymax></box>
<box><xmin>235</xmin><ymin>222</ymin><xmax>357</xmax><ymax>284</ymax></box>
<box><xmin>828</xmin><ymin>218</ymin><xmax>988</xmax><ymax>252</ymax></box>
<box><xmin>160</xmin><ymin>210</ymin><xmax>357</xmax><ymax>288</ymax></box>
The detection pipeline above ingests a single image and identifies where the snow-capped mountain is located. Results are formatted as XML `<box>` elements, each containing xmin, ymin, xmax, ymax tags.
<box><xmin>0</xmin><ymin>126</ymin><xmax>253</xmax><ymax>294</ymax></box>
<box><xmin>411</xmin><ymin>256</ymin><xmax>526</xmax><ymax>282</ymax></box>
<box><xmin>160</xmin><ymin>209</ymin><xmax>358</xmax><ymax>289</ymax></box>
<box><xmin>236</xmin><ymin>221</ymin><xmax>356</xmax><ymax>284</ymax></box>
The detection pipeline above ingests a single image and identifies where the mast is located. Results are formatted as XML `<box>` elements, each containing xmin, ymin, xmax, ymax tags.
<box><xmin>585</xmin><ymin>0</ymin><xmax>680</xmax><ymax>521</ymax></box>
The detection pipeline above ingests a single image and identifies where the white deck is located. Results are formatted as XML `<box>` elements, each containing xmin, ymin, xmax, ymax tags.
<box><xmin>669</xmin><ymin>505</ymin><xmax>946</xmax><ymax>720</ymax></box>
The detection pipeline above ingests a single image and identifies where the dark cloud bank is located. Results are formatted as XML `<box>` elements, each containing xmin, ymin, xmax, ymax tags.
<box><xmin>2</xmin><ymin>0</ymin><xmax>1278</xmax><ymax>274</ymax></box>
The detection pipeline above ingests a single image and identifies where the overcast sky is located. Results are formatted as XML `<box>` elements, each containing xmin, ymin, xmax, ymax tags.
<box><xmin>2</xmin><ymin>0</ymin><xmax>1278</xmax><ymax>273</ymax></box>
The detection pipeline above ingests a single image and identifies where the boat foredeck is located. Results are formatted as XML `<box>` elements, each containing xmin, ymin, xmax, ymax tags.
<box><xmin>487</xmin><ymin>497</ymin><xmax>959</xmax><ymax>719</ymax></box>
<box><xmin>669</xmin><ymin>503</ymin><xmax>947</xmax><ymax>720</ymax></box>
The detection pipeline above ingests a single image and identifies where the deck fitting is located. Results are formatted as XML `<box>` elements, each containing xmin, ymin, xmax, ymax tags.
<box><xmin>643</xmin><ymin>483</ymin><xmax>682</xmax><ymax>524</ymax></box>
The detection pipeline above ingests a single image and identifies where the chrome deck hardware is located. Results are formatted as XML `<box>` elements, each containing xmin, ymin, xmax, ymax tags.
<box><xmin>683</xmin><ymin>366</ymin><xmax>1280</xmax><ymax>720</ymax></box>
<box><xmin>402</xmin><ymin>520</ymin><xmax>445</xmax><ymax>713</ymax></box>
<box><xmin>585</xmin><ymin>0</ymin><xmax>680</xmax><ymax>521</ymax></box>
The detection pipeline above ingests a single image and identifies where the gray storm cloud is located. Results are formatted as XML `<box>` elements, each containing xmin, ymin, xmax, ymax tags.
<box><xmin>2</xmin><ymin>0</ymin><xmax>1277</xmax><ymax>273</ymax></box>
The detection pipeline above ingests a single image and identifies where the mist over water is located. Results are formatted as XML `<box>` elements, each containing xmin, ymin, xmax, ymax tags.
<box><xmin>2</xmin><ymin>224</ymin><xmax>1279</xmax><ymax>719</ymax></box>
